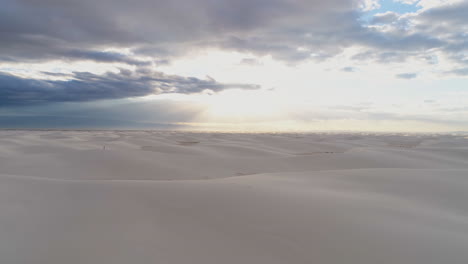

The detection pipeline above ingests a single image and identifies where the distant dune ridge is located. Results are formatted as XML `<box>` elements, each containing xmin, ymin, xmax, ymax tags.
<box><xmin>1</xmin><ymin>130</ymin><xmax>468</xmax><ymax>264</ymax></box>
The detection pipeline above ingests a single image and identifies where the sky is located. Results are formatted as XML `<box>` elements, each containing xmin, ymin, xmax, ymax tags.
<box><xmin>1</xmin><ymin>0</ymin><xmax>467</xmax><ymax>132</ymax></box>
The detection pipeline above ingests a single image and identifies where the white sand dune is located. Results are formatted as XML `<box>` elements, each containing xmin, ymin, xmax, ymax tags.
<box><xmin>1</xmin><ymin>131</ymin><xmax>468</xmax><ymax>263</ymax></box>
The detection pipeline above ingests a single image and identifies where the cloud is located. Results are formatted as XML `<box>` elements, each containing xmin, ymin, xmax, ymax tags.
<box><xmin>0</xmin><ymin>0</ymin><xmax>467</xmax><ymax>79</ymax></box>
<box><xmin>396</xmin><ymin>73</ymin><xmax>418</xmax><ymax>79</ymax></box>
<box><xmin>404</xmin><ymin>1</ymin><xmax>468</xmax><ymax>66</ymax></box>
<box><xmin>0</xmin><ymin>69</ymin><xmax>259</xmax><ymax>106</ymax></box>
<box><xmin>0</xmin><ymin>46</ymin><xmax>152</xmax><ymax>66</ymax></box>
<box><xmin>418</xmin><ymin>0</ymin><xmax>468</xmax><ymax>24</ymax></box>
<box><xmin>7</xmin><ymin>0</ymin><xmax>443</xmax><ymax>64</ymax></box>
<box><xmin>448</xmin><ymin>68</ymin><xmax>468</xmax><ymax>76</ymax></box>
<box><xmin>0</xmin><ymin>0</ymin><xmax>359</xmax><ymax>63</ymax></box>
<box><xmin>359</xmin><ymin>0</ymin><xmax>381</xmax><ymax>11</ymax></box>
<box><xmin>60</xmin><ymin>50</ymin><xmax>152</xmax><ymax>66</ymax></box>
<box><xmin>240</xmin><ymin>58</ymin><xmax>262</xmax><ymax>66</ymax></box>
<box><xmin>2</xmin><ymin>0</ymin><xmax>467</xmax><ymax>131</ymax></box>
<box><xmin>370</xmin><ymin>12</ymin><xmax>400</xmax><ymax>24</ymax></box>
<box><xmin>394</xmin><ymin>0</ymin><xmax>420</xmax><ymax>4</ymax></box>
<box><xmin>341</xmin><ymin>66</ymin><xmax>357</xmax><ymax>72</ymax></box>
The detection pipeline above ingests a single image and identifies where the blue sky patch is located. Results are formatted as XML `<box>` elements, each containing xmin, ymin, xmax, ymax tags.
<box><xmin>360</xmin><ymin>0</ymin><xmax>422</xmax><ymax>23</ymax></box>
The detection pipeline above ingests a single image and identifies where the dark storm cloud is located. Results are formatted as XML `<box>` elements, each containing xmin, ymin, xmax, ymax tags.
<box><xmin>0</xmin><ymin>70</ymin><xmax>259</xmax><ymax>106</ymax></box>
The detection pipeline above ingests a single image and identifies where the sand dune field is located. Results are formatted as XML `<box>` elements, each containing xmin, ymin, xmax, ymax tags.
<box><xmin>1</xmin><ymin>130</ymin><xmax>468</xmax><ymax>264</ymax></box>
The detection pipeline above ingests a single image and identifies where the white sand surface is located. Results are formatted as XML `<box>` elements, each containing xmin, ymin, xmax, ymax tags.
<box><xmin>1</xmin><ymin>130</ymin><xmax>468</xmax><ymax>263</ymax></box>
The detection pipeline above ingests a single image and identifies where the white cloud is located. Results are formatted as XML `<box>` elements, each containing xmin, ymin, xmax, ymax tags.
<box><xmin>359</xmin><ymin>0</ymin><xmax>381</xmax><ymax>11</ymax></box>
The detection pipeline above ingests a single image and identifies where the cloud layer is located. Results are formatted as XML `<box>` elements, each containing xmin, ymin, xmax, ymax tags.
<box><xmin>2</xmin><ymin>0</ymin><xmax>467</xmax><ymax>65</ymax></box>
<box><xmin>1</xmin><ymin>0</ymin><xmax>467</xmax><ymax>130</ymax></box>
<box><xmin>0</xmin><ymin>70</ymin><xmax>258</xmax><ymax>106</ymax></box>
<box><xmin>0</xmin><ymin>0</ymin><xmax>350</xmax><ymax>61</ymax></box>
